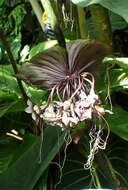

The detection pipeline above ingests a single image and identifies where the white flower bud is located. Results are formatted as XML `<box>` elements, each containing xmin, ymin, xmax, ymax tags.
<box><xmin>62</xmin><ymin>112</ymin><xmax>70</xmax><ymax>126</ymax></box>
<box><xmin>33</xmin><ymin>105</ymin><xmax>40</xmax><ymax>114</ymax></box>
<box><xmin>63</xmin><ymin>100</ymin><xmax>71</xmax><ymax>110</ymax></box>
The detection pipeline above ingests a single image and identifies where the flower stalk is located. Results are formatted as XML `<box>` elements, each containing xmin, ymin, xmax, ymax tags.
<box><xmin>0</xmin><ymin>28</ymin><xmax>27</xmax><ymax>102</ymax></box>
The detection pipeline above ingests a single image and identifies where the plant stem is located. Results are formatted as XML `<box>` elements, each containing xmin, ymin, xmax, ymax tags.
<box><xmin>40</xmin><ymin>0</ymin><xmax>66</xmax><ymax>49</ymax></box>
<box><xmin>41</xmin><ymin>0</ymin><xmax>69</xmax><ymax>70</ymax></box>
<box><xmin>96</xmin><ymin>151</ymin><xmax>120</xmax><ymax>189</ymax></box>
<box><xmin>29</xmin><ymin>0</ymin><xmax>44</xmax><ymax>31</ymax></box>
<box><xmin>77</xmin><ymin>6</ymin><xmax>88</xmax><ymax>39</ymax></box>
<box><xmin>90</xmin><ymin>4</ymin><xmax>113</xmax><ymax>51</ymax></box>
<box><xmin>104</xmin><ymin>154</ymin><xmax>121</xmax><ymax>189</ymax></box>
<box><xmin>92</xmin><ymin>167</ymin><xmax>101</xmax><ymax>189</ymax></box>
<box><xmin>0</xmin><ymin>29</ymin><xmax>27</xmax><ymax>102</ymax></box>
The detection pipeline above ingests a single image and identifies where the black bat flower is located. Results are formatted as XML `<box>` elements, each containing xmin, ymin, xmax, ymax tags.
<box><xmin>20</xmin><ymin>39</ymin><xmax>111</xmax><ymax>168</ymax></box>
<box><xmin>19</xmin><ymin>39</ymin><xmax>109</xmax><ymax>91</ymax></box>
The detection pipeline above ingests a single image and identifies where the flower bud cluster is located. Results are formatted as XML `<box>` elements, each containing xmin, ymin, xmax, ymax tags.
<box><xmin>24</xmin><ymin>72</ymin><xmax>112</xmax><ymax>169</ymax></box>
<box><xmin>25</xmin><ymin>84</ymin><xmax>108</xmax><ymax>130</ymax></box>
<box><xmin>41</xmin><ymin>88</ymin><xmax>100</xmax><ymax>129</ymax></box>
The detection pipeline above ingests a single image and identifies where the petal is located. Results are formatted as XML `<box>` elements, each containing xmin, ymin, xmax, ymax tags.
<box><xmin>79</xmin><ymin>90</ymin><xmax>87</xmax><ymax>100</ymax></box>
<box><xmin>63</xmin><ymin>100</ymin><xmax>71</xmax><ymax>110</ymax></box>
<box><xmin>67</xmin><ymin>39</ymin><xmax>109</xmax><ymax>78</ymax></box>
<box><xmin>105</xmin><ymin>109</ymin><xmax>113</xmax><ymax>114</ymax></box>
<box><xmin>33</xmin><ymin>105</ymin><xmax>40</xmax><ymax>114</ymax></box>
<box><xmin>27</xmin><ymin>99</ymin><xmax>32</xmax><ymax>107</ymax></box>
<box><xmin>81</xmin><ymin>108</ymin><xmax>92</xmax><ymax>121</ymax></box>
<box><xmin>62</xmin><ymin>112</ymin><xmax>69</xmax><ymax>126</ymax></box>
<box><xmin>43</xmin><ymin>105</ymin><xmax>56</xmax><ymax>119</ymax></box>
<box><xmin>25</xmin><ymin>107</ymin><xmax>32</xmax><ymax>113</ymax></box>
<box><xmin>18</xmin><ymin>40</ymin><xmax>109</xmax><ymax>91</ymax></box>
<box><xmin>32</xmin><ymin>112</ymin><xmax>36</xmax><ymax>121</ymax></box>
<box><xmin>69</xmin><ymin>116</ymin><xmax>79</xmax><ymax>124</ymax></box>
<box><xmin>40</xmin><ymin>114</ymin><xmax>43</xmax><ymax>118</ymax></box>
<box><xmin>18</xmin><ymin>46</ymin><xmax>67</xmax><ymax>90</ymax></box>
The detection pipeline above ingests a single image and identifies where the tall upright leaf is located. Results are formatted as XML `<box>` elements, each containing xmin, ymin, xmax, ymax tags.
<box><xmin>72</xmin><ymin>0</ymin><xmax>128</xmax><ymax>23</ymax></box>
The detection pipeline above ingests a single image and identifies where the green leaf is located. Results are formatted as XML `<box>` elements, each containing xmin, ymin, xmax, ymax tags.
<box><xmin>56</xmin><ymin>134</ymin><xmax>128</xmax><ymax>189</ymax></box>
<box><xmin>0</xmin><ymin>65</ymin><xmax>48</xmax><ymax>104</ymax></box>
<box><xmin>23</xmin><ymin>84</ymin><xmax>49</xmax><ymax>104</ymax></box>
<box><xmin>34</xmin><ymin>168</ymin><xmax>49</xmax><ymax>190</ymax></box>
<box><xmin>104</xmin><ymin>57</ymin><xmax>128</xmax><ymax>70</ymax></box>
<box><xmin>106</xmin><ymin>106</ymin><xmax>128</xmax><ymax>141</ymax></box>
<box><xmin>0</xmin><ymin>99</ymin><xmax>25</xmax><ymax>118</ymax></box>
<box><xmin>10</xmin><ymin>35</ymin><xmax>21</xmax><ymax>60</ymax></box>
<box><xmin>109</xmin><ymin>12</ymin><xmax>128</xmax><ymax>32</ymax></box>
<box><xmin>0</xmin><ymin>139</ymin><xmax>15</xmax><ymax>174</ymax></box>
<box><xmin>29</xmin><ymin>40</ymin><xmax>58</xmax><ymax>59</ymax></box>
<box><xmin>72</xmin><ymin>0</ymin><xmax>99</xmax><ymax>7</ymax></box>
<box><xmin>0</xmin><ymin>126</ymin><xmax>66</xmax><ymax>190</ymax></box>
<box><xmin>0</xmin><ymin>90</ymin><xmax>16</xmax><ymax>100</ymax></box>
<box><xmin>109</xmin><ymin>69</ymin><xmax>128</xmax><ymax>91</ymax></box>
<box><xmin>99</xmin><ymin>68</ymin><xmax>128</xmax><ymax>93</ymax></box>
<box><xmin>0</xmin><ymin>0</ymin><xmax>4</xmax><ymax>6</ymax></box>
<box><xmin>72</xmin><ymin>0</ymin><xmax>128</xmax><ymax>23</ymax></box>
<box><xmin>0</xmin><ymin>65</ymin><xmax>21</xmax><ymax>96</ymax></box>
<box><xmin>56</xmin><ymin>150</ymin><xmax>91</xmax><ymax>190</ymax></box>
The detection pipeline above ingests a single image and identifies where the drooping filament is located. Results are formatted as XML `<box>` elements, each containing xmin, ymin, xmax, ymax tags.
<box><xmin>25</xmin><ymin>71</ymin><xmax>112</xmax><ymax>169</ymax></box>
<box><xmin>39</xmin><ymin>72</ymin><xmax>103</xmax><ymax>129</ymax></box>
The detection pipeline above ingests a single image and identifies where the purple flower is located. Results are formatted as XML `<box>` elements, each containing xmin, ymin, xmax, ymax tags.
<box><xmin>19</xmin><ymin>39</ymin><xmax>108</xmax><ymax>91</ymax></box>
<box><xmin>19</xmin><ymin>40</ymin><xmax>109</xmax><ymax>129</ymax></box>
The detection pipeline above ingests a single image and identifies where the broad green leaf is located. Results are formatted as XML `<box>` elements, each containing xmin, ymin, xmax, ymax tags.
<box><xmin>0</xmin><ymin>65</ymin><xmax>48</xmax><ymax>104</ymax></box>
<box><xmin>0</xmin><ymin>90</ymin><xmax>16</xmax><ymax>100</ymax></box>
<box><xmin>23</xmin><ymin>84</ymin><xmax>49</xmax><ymax>104</ymax></box>
<box><xmin>7</xmin><ymin>99</ymin><xmax>26</xmax><ymax>113</ymax></box>
<box><xmin>103</xmin><ymin>57</ymin><xmax>128</xmax><ymax>70</ymax></box>
<box><xmin>0</xmin><ymin>0</ymin><xmax>4</xmax><ymax>6</ymax></box>
<box><xmin>0</xmin><ymin>138</ymin><xmax>16</xmax><ymax>174</ymax></box>
<box><xmin>0</xmin><ymin>65</ymin><xmax>21</xmax><ymax>96</ymax></box>
<box><xmin>0</xmin><ymin>64</ymin><xmax>20</xmax><ymax>74</ymax></box>
<box><xmin>72</xmin><ymin>0</ymin><xmax>128</xmax><ymax>23</ymax></box>
<box><xmin>10</xmin><ymin>35</ymin><xmax>21</xmax><ymax>60</ymax></box>
<box><xmin>56</xmin><ymin>134</ymin><xmax>128</xmax><ymax>189</ymax></box>
<box><xmin>56</xmin><ymin>150</ymin><xmax>91</xmax><ymax>190</ymax></box>
<box><xmin>0</xmin><ymin>126</ymin><xmax>66</xmax><ymax>190</ymax></box>
<box><xmin>29</xmin><ymin>40</ymin><xmax>58</xmax><ymax>59</ymax></box>
<box><xmin>72</xmin><ymin>0</ymin><xmax>99</xmax><ymax>6</ymax></box>
<box><xmin>99</xmin><ymin>68</ymin><xmax>128</xmax><ymax>94</ymax></box>
<box><xmin>106</xmin><ymin>106</ymin><xmax>128</xmax><ymax>141</ymax></box>
<box><xmin>109</xmin><ymin>69</ymin><xmax>128</xmax><ymax>90</ymax></box>
<box><xmin>33</xmin><ymin>168</ymin><xmax>49</xmax><ymax>190</ymax></box>
<box><xmin>0</xmin><ymin>99</ymin><xmax>25</xmax><ymax>118</ymax></box>
<box><xmin>109</xmin><ymin>12</ymin><xmax>128</xmax><ymax>31</ymax></box>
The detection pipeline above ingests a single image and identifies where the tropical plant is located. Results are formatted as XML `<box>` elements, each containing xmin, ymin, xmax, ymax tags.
<box><xmin>0</xmin><ymin>0</ymin><xmax>128</xmax><ymax>190</ymax></box>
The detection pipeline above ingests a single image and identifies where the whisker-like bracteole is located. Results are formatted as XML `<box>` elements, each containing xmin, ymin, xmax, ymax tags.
<box><xmin>21</xmin><ymin>40</ymin><xmax>111</xmax><ymax>170</ymax></box>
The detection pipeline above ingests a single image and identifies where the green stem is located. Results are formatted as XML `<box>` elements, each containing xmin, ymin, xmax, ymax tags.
<box><xmin>90</xmin><ymin>4</ymin><xmax>113</xmax><ymax>51</ymax></box>
<box><xmin>92</xmin><ymin>167</ymin><xmax>102</xmax><ymax>189</ymax></box>
<box><xmin>0</xmin><ymin>29</ymin><xmax>27</xmax><ymax>102</ymax></box>
<box><xmin>96</xmin><ymin>151</ymin><xmax>120</xmax><ymax>189</ymax></box>
<box><xmin>77</xmin><ymin>6</ymin><xmax>88</xmax><ymax>39</ymax></box>
<box><xmin>29</xmin><ymin>0</ymin><xmax>44</xmax><ymax>31</ymax></box>
<box><xmin>105</xmin><ymin>154</ymin><xmax>121</xmax><ymax>189</ymax></box>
